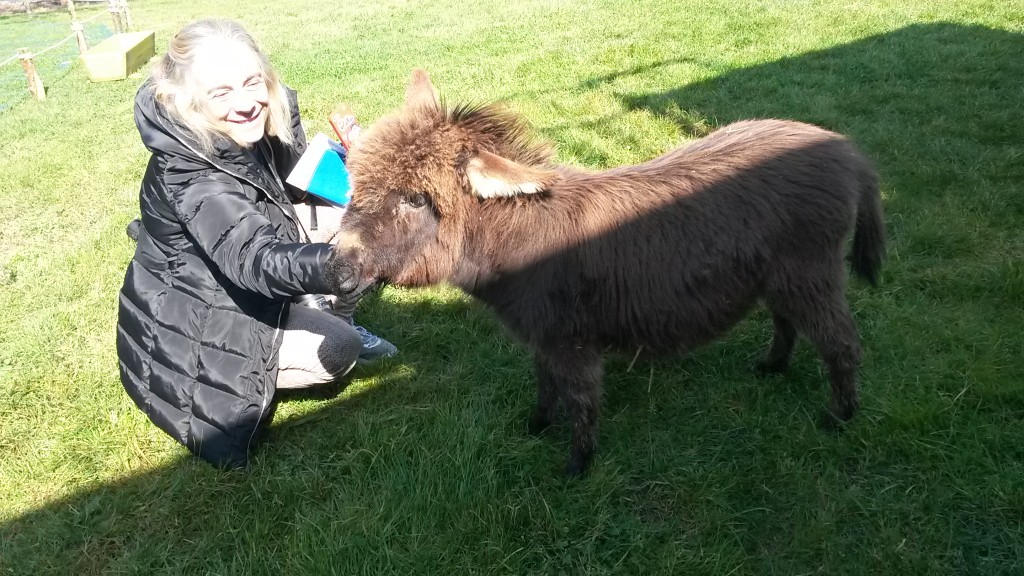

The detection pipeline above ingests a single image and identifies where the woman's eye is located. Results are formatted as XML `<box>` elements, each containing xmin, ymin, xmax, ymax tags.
<box><xmin>210</xmin><ymin>91</ymin><xmax>229</xmax><ymax>101</ymax></box>
<box><xmin>406</xmin><ymin>193</ymin><xmax>427</xmax><ymax>208</ymax></box>
<box><xmin>246</xmin><ymin>77</ymin><xmax>264</xmax><ymax>89</ymax></box>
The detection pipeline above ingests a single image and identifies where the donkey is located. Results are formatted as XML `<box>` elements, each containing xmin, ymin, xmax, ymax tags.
<box><xmin>328</xmin><ymin>69</ymin><xmax>886</xmax><ymax>476</ymax></box>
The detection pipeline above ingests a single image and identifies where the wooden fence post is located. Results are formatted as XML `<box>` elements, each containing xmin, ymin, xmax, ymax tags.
<box><xmin>18</xmin><ymin>48</ymin><xmax>46</xmax><ymax>101</ymax></box>
<box><xmin>119</xmin><ymin>0</ymin><xmax>133</xmax><ymax>30</ymax></box>
<box><xmin>68</xmin><ymin>1</ymin><xmax>89</xmax><ymax>54</ymax></box>
<box><xmin>71</xmin><ymin>20</ymin><xmax>88</xmax><ymax>53</ymax></box>
<box><xmin>108</xmin><ymin>0</ymin><xmax>124</xmax><ymax>34</ymax></box>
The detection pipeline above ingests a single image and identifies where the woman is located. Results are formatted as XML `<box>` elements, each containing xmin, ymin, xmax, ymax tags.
<box><xmin>116</xmin><ymin>18</ymin><xmax>394</xmax><ymax>469</ymax></box>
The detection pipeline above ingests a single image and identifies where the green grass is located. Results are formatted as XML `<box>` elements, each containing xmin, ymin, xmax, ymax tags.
<box><xmin>2</xmin><ymin>0</ymin><xmax>1023</xmax><ymax>574</ymax></box>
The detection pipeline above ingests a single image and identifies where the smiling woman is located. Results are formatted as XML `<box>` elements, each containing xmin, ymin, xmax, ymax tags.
<box><xmin>148</xmin><ymin>19</ymin><xmax>293</xmax><ymax>155</ymax></box>
<box><xmin>197</xmin><ymin>56</ymin><xmax>270</xmax><ymax>145</ymax></box>
<box><xmin>116</xmin><ymin>18</ymin><xmax>397</xmax><ymax>470</ymax></box>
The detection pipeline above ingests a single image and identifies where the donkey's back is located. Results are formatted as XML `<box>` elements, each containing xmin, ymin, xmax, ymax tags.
<box><xmin>531</xmin><ymin>119</ymin><xmax>884</xmax><ymax>358</ymax></box>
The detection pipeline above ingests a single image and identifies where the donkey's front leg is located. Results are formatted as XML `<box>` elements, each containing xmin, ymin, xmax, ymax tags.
<box><xmin>534</xmin><ymin>345</ymin><xmax>603</xmax><ymax>476</ymax></box>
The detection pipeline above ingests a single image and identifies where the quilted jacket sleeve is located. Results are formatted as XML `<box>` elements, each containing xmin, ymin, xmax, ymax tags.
<box><xmin>163</xmin><ymin>165</ymin><xmax>334</xmax><ymax>298</ymax></box>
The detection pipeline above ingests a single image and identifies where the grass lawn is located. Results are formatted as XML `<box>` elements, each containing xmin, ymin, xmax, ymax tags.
<box><xmin>1</xmin><ymin>0</ymin><xmax>1023</xmax><ymax>574</ymax></box>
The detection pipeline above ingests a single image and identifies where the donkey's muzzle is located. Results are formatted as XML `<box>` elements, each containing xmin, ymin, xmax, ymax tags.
<box><xmin>324</xmin><ymin>248</ymin><xmax>363</xmax><ymax>297</ymax></box>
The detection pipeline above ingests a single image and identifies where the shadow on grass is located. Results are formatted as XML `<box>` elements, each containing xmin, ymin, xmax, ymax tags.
<box><xmin>617</xmin><ymin>22</ymin><xmax>1023</xmax><ymax>310</ymax></box>
<box><xmin>619</xmin><ymin>23</ymin><xmax>1023</xmax><ymax>215</ymax></box>
<box><xmin>3</xmin><ymin>22</ymin><xmax>1023</xmax><ymax>575</ymax></box>
<box><xmin>0</xmin><ymin>293</ymin><xmax>534</xmax><ymax>574</ymax></box>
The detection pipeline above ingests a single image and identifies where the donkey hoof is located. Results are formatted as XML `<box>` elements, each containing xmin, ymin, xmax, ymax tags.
<box><xmin>755</xmin><ymin>359</ymin><xmax>788</xmax><ymax>376</ymax></box>
<box><xmin>563</xmin><ymin>451</ymin><xmax>593</xmax><ymax>477</ymax></box>
<box><xmin>527</xmin><ymin>412</ymin><xmax>552</xmax><ymax>436</ymax></box>
<box><xmin>819</xmin><ymin>401</ymin><xmax>858</xmax><ymax>431</ymax></box>
<box><xmin>819</xmin><ymin>410</ymin><xmax>846</xmax><ymax>432</ymax></box>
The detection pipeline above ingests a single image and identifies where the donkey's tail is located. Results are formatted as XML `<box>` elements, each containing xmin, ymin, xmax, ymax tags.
<box><xmin>850</xmin><ymin>167</ymin><xmax>886</xmax><ymax>286</ymax></box>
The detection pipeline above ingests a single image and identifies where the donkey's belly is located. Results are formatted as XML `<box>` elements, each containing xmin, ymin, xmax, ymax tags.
<box><xmin>591</xmin><ymin>279</ymin><xmax>762</xmax><ymax>356</ymax></box>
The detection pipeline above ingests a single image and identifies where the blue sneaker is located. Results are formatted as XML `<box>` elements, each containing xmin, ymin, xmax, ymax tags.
<box><xmin>354</xmin><ymin>325</ymin><xmax>398</xmax><ymax>363</ymax></box>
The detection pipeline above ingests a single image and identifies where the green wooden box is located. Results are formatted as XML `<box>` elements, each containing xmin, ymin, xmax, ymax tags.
<box><xmin>80</xmin><ymin>31</ymin><xmax>156</xmax><ymax>82</ymax></box>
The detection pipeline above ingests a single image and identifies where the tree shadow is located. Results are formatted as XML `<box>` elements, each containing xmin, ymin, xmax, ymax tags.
<box><xmin>618</xmin><ymin>22</ymin><xmax>1023</xmax><ymax>217</ymax></box>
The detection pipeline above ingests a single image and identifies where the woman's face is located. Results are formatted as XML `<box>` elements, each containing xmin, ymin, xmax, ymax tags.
<box><xmin>193</xmin><ymin>39</ymin><xmax>269</xmax><ymax>146</ymax></box>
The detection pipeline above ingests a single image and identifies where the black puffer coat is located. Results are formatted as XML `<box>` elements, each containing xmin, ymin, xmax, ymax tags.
<box><xmin>117</xmin><ymin>81</ymin><xmax>333</xmax><ymax>468</ymax></box>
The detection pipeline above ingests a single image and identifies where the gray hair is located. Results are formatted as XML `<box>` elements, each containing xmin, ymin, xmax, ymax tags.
<box><xmin>150</xmin><ymin>18</ymin><xmax>294</xmax><ymax>155</ymax></box>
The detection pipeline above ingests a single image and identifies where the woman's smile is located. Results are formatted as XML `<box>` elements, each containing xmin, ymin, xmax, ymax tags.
<box><xmin>193</xmin><ymin>39</ymin><xmax>270</xmax><ymax>145</ymax></box>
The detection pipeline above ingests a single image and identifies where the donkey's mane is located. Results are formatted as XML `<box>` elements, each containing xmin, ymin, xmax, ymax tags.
<box><xmin>444</xmin><ymin>101</ymin><xmax>556</xmax><ymax>167</ymax></box>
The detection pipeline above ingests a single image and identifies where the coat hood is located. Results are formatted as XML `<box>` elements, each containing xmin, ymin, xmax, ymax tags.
<box><xmin>133</xmin><ymin>80</ymin><xmax>214</xmax><ymax>165</ymax></box>
<box><xmin>133</xmin><ymin>80</ymin><xmax>306</xmax><ymax>204</ymax></box>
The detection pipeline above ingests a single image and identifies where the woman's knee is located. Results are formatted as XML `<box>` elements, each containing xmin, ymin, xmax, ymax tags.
<box><xmin>278</xmin><ymin>306</ymin><xmax>361</xmax><ymax>387</ymax></box>
<box><xmin>317</xmin><ymin>322</ymin><xmax>362</xmax><ymax>377</ymax></box>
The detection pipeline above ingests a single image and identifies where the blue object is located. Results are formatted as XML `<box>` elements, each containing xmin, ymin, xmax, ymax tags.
<box><xmin>307</xmin><ymin>139</ymin><xmax>352</xmax><ymax>207</ymax></box>
<box><xmin>285</xmin><ymin>133</ymin><xmax>353</xmax><ymax>207</ymax></box>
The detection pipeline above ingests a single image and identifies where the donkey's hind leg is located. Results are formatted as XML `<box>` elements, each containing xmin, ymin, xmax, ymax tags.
<box><xmin>768</xmin><ymin>270</ymin><xmax>862</xmax><ymax>424</ymax></box>
<box><xmin>756</xmin><ymin>312</ymin><xmax>797</xmax><ymax>375</ymax></box>
<box><xmin>808</xmin><ymin>303</ymin><xmax>861</xmax><ymax>425</ymax></box>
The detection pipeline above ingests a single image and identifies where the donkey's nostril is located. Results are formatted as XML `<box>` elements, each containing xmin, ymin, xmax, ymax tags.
<box><xmin>325</xmin><ymin>249</ymin><xmax>362</xmax><ymax>295</ymax></box>
<box><xmin>337</xmin><ymin>264</ymin><xmax>360</xmax><ymax>294</ymax></box>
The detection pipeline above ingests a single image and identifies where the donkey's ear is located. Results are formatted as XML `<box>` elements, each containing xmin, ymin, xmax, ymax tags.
<box><xmin>405</xmin><ymin>68</ymin><xmax>440</xmax><ymax>109</ymax></box>
<box><xmin>464</xmin><ymin>149</ymin><xmax>561</xmax><ymax>199</ymax></box>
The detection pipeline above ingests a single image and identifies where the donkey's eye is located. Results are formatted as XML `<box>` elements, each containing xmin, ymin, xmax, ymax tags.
<box><xmin>405</xmin><ymin>193</ymin><xmax>428</xmax><ymax>208</ymax></box>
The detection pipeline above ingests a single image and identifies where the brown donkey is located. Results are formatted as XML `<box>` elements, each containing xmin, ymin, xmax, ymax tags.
<box><xmin>328</xmin><ymin>69</ymin><xmax>886</xmax><ymax>476</ymax></box>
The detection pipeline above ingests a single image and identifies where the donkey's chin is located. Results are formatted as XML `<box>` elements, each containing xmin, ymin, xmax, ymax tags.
<box><xmin>329</xmin><ymin>277</ymin><xmax>379</xmax><ymax>314</ymax></box>
<box><xmin>355</xmin><ymin>277</ymin><xmax>384</xmax><ymax>295</ymax></box>
<box><xmin>338</xmin><ymin>269</ymin><xmax>381</xmax><ymax>297</ymax></box>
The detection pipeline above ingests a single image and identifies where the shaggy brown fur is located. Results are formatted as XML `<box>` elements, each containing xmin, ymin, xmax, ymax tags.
<box><xmin>329</xmin><ymin>69</ymin><xmax>886</xmax><ymax>476</ymax></box>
